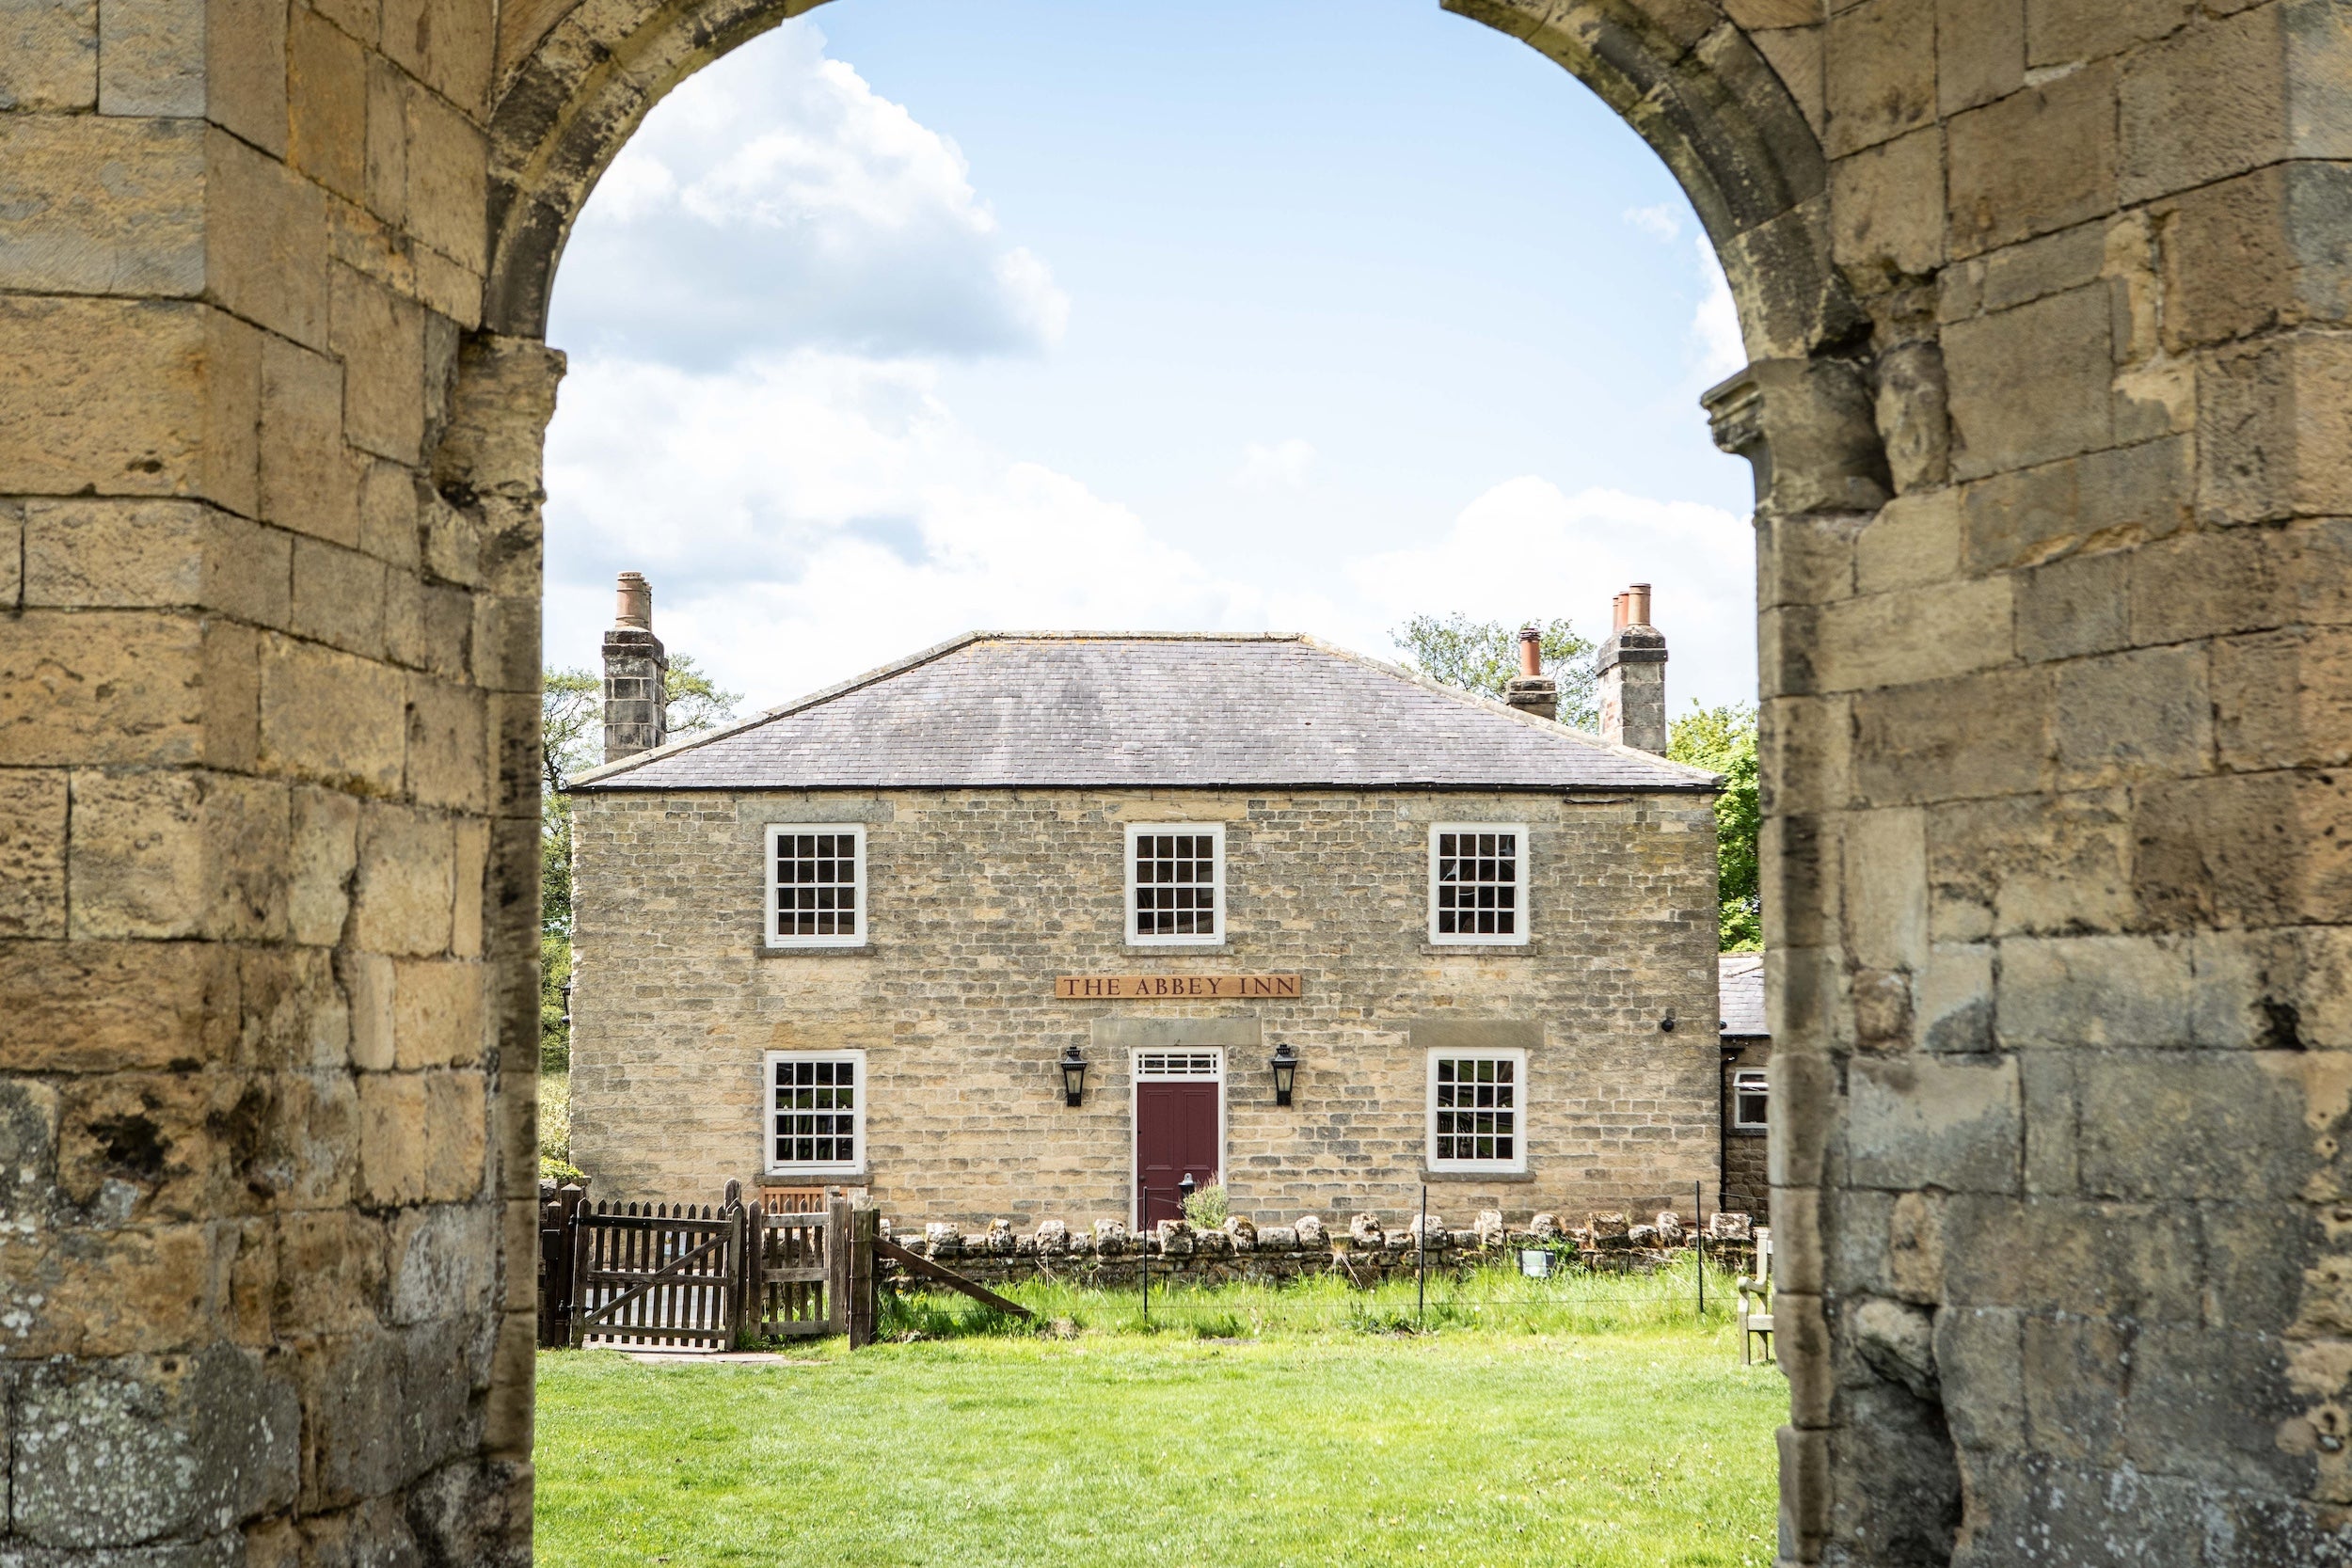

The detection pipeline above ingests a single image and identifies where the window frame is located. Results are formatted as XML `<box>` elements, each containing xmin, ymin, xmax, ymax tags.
<box><xmin>1732</xmin><ymin>1068</ymin><xmax>1769</xmax><ymax>1132</ymax></box>
<box><xmin>1426</xmin><ymin>822</ymin><xmax>1533</xmax><ymax>947</ymax></box>
<box><xmin>764</xmin><ymin>823</ymin><xmax>868</xmax><ymax>949</ymax></box>
<box><xmin>1424</xmin><ymin>1046</ymin><xmax>1530</xmax><ymax>1174</ymax></box>
<box><xmin>1123</xmin><ymin>822</ymin><xmax>1227</xmax><ymax>948</ymax></box>
<box><xmin>763</xmin><ymin>1048</ymin><xmax>867</xmax><ymax>1177</ymax></box>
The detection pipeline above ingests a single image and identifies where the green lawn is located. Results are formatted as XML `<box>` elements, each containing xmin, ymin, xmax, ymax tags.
<box><xmin>535</xmin><ymin>1290</ymin><xmax>1784</xmax><ymax>1568</ymax></box>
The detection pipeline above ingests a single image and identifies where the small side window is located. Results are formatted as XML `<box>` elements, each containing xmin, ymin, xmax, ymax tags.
<box><xmin>1732</xmin><ymin>1069</ymin><xmax>1769</xmax><ymax>1131</ymax></box>
<box><xmin>1428</xmin><ymin>823</ymin><xmax>1531</xmax><ymax>946</ymax></box>
<box><xmin>765</xmin><ymin>1050</ymin><xmax>866</xmax><ymax>1175</ymax></box>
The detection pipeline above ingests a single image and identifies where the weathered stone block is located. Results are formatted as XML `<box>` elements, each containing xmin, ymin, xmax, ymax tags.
<box><xmin>404</xmin><ymin>76</ymin><xmax>490</xmax><ymax>275</ymax></box>
<box><xmin>0</xmin><ymin>768</ymin><xmax>69</xmax><ymax>939</ymax></box>
<box><xmin>1945</xmin><ymin>61</ymin><xmax>2116</xmax><ymax>259</ymax></box>
<box><xmin>329</xmin><ymin>263</ymin><xmax>426</xmax><ymax>463</ymax></box>
<box><xmin>68</xmin><ymin>768</ymin><xmax>288</xmax><ymax>942</ymax></box>
<box><xmin>2119</xmin><ymin>0</ymin><xmax>2352</xmax><ymax>207</ymax></box>
<box><xmin>13</xmin><ymin>1347</ymin><xmax>298</xmax><ymax>1547</ymax></box>
<box><xmin>2196</xmin><ymin>333</ymin><xmax>2352</xmax><ymax>524</ymax></box>
<box><xmin>405</xmin><ymin>676</ymin><xmax>489</xmax><ymax>812</ymax></box>
<box><xmin>1823</xmin><ymin>0</ymin><xmax>1935</xmax><ymax>156</ymax></box>
<box><xmin>0</xmin><ymin>114</ymin><xmax>204</xmax><ymax>295</ymax></box>
<box><xmin>1851</xmin><ymin>667</ymin><xmax>2051</xmax><ymax>805</ymax></box>
<box><xmin>0</xmin><ymin>0</ymin><xmax>97</xmax><ymax>110</ymax></box>
<box><xmin>260</xmin><ymin>334</ymin><xmax>361</xmax><ymax>546</ymax></box>
<box><xmin>259</xmin><ymin>634</ymin><xmax>405</xmax><ymax>795</ymax></box>
<box><xmin>353</xmin><ymin>803</ymin><xmax>456</xmax><ymax>958</ymax></box>
<box><xmin>391</xmin><ymin>959</ymin><xmax>484</xmax><ymax>1069</ymax></box>
<box><xmin>286</xmin><ymin>6</ymin><xmax>365</xmax><ymax>202</ymax></box>
<box><xmin>2013</xmin><ymin>546</ymin><xmax>2129</xmax><ymax>663</ymax></box>
<box><xmin>97</xmin><ymin>0</ymin><xmax>202</xmax><ymax>116</ymax></box>
<box><xmin>2132</xmin><ymin>770</ymin><xmax>2352</xmax><ymax>930</ymax></box>
<box><xmin>1934</xmin><ymin>0</ymin><xmax>2022</xmax><ymax>116</ymax></box>
<box><xmin>0</xmin><ymin>297</ymin><xmax>259</xmax><ymax>512</ymax></box>
<box><xmin>1829</xmin><ymin>126</ymin><xmax>1943</xmax><ymax>279</ymax></box>
<box><xmin>206</xmin><ymin>126</ymin><xmax>329</xmax><ymax>350</ymax></box>
<box><xmin>2162</xmin><ymin>162</ymin><xmax>2352</xmax><ymax>353</ymax></box>
<box><xmin>2076</xmin><ymin>1052</ymin><xmax>2315</xmax><ymax>1201</ymax></box>
<box><xmin>1847</xmin><ymin>1054</ymin><xmax>2020</xmax><ymax>1195</ymax></box>
<box><xmin>1996</xmin><ymin>933</ymin><xmax>2192</xmax><ymax>1049</ymax></box>
<box><xmin>1811</xmin><ymin>576</ymin><xmax>2010</xmax><ymax>692</ymax></box>
<box><xmin>290</xmin><ymin>537</ymin><xmax>388</xmax><ymax>658</ymax></box>
<box><xmin>1944</xmin><ymin>283</ymin><xmax>2113</xmax><ymax>478</ymax></box>
<box><xmin>2052</xmin><ymin>643</ymin><xmax>2212</xmax><ymax>787</ymax></box>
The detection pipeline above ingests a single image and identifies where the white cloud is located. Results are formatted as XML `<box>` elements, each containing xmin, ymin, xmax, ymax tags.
<box><xmin>546</xmin><ymin>20</ymin><xmax>1068</xmax><ymax>368</ymax></box>
<box><xmin>1623</xmin><ymin>203</ymin><xmax>1682</xmax><ymax>242</ymax></box>
<box><xmin>543</xmin><ymin>351</ymin><xmax>1284</xmax><ymax>705</ymax></box>
<box><xmin>1344</xmin><ymin>476</ymin><xmax>1756</xmax><ymax>712</ymax></box>
<box><xmin>1691</xmin><ymin>237</ymin><xmax>1745</xmax><ymax>385</ymax></box>
<box><xmin>1235</xmin><ymin>438</ymin><xmax>1316</xmax><ymax>492</ymax></box>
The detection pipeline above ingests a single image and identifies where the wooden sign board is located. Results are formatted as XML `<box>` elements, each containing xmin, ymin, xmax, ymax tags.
<box><xmin>1055</xmin><ymin>974</ymin><xmax>1302</xmax><ymax>1001</ymax></box>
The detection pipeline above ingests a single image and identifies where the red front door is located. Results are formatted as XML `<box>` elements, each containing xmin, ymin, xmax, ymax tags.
<box><xmin>1136</xmin><ymin>1080</ymin><xmax>1219</xmax><ymax>1227</ymax></box>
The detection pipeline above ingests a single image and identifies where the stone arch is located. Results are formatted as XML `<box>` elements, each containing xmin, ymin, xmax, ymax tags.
<box><xmin>483</xmin><ymin>0</ymin><xmax>1865</xmax><ymax>405</ymax></box>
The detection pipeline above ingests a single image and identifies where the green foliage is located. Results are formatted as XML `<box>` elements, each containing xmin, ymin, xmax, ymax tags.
<box><xmin>1391</xmin><ymin>613</ymin><xmax>1599</xmax><ymax>730</ymax></box>
<box><xmin>1179</xmin><ymin>1181</ymin><xmax>1229</xmax><ymax>1228</ymax></box>
<box><xmin>540</xmin><ymin>932</ymin><xmax>572</xmax><ymax>1072</ymax></box>
<box><xmin>663</xmin><ymin>653</ymin><xmax>744</xmax><ymax>738</ymax></box>
<box><xmin>536</xmin><ymin>1304</ymin><xmax>1780</xmax><ymax>1567</ymax></box>
<box><xmin>1668</xmin><ymin>701</ymin><xmax>1762</xmax><ymax>951</ymax></box>
<box><xmin>539</xmin><ymin>1155</ymin><xmax>587</xmax><ymax>1187</ymax></box>
<box><xmin>540</xmin><ymin>668</ymin><xmax>599</xmax><ymax>939</ymax></box>
<box><xmin>537</xmin><ymin>1069</ymin><xmax>574</xmax><ymax>1173</ymax></box>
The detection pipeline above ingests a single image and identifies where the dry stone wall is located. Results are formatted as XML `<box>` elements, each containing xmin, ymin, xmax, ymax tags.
<box><xmin>568</xmin><ymin>786</ymin><xmax>1724</xmax><ymax>1230</ymax></box>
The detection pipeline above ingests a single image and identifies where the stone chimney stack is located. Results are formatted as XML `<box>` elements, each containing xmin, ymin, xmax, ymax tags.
<box><xmin>602</xmin><ymin>571</ymin><xmax>669</xmax><ymax>764</ymax></box>
<box><xmin>1597</xmin><ymin>582</ymin><xmax>1667</xmax><ymax>753</ymax></box>
<box><xmin>1502</xmin><ymin>626</ymin><xmax>1557</xmax><ymax>721</ymax></box>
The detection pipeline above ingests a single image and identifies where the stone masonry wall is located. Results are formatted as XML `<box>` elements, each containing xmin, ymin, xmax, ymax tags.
<box><xmin>9</xmin><ymin>0</ymin><xmax>2348</xmax><ymax>1562</ymax></box>
<box><xmin>0</xmin><ymin>0</ymin><xmax>548</xmax><ymax>1549</ymax></box>
<box><xmin>569</xmin><ymin>787</ymin><xmax>1723</xmax><ymax>1234</ymax></box>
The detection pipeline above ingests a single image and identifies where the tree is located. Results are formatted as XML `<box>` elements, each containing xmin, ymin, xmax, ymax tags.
<box><xmin>1667</xmin><ymin>702</ymin><xmax>1761</xmax><ymax>952</ymax></box>
<box><xmin>663</xmin><ymin>653</ymin><xmax>744</xmax><ymax>739</ymax></box>
<box><xmin>1391</xmin><ymin>614</ymin><xmax>1599</xmax><ymax>730</ymax></box>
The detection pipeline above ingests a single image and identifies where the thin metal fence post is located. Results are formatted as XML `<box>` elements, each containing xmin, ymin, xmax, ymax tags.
<box><xmin>1141</xmin><ymin>1221</ymin><xmax>1150</xmax><ymax>1329</ymax></box>
<box><xmin>1417</xmin><ymin>1182</ymin><xmax>1427</xmax><ymax>1326</ymax></box>
<box><xmin>1694</xmin><ymin>1180</ymin><xmax>1705</xmax><ymax>1320</ymax></box>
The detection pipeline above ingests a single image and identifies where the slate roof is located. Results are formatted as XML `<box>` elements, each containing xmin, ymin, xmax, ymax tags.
<box><xmin>1719</xmin><ymin>953</ymin><xmax>1767</xmax><ymax>1038</ymax></box>
<box><xmin>569</xmin><ymin>632</ymin><xmax>1721</xmax><ymax>793</ymax></box>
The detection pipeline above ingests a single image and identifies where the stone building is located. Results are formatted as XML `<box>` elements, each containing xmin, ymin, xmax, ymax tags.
<box><xmin>12</xmin><ymin>1</ymin><xmax>2347</xmax><ymax>1560</ymax></box>
<box><xmin>566</xmin><ymin>597</ymin><xmax>1724</xmax><ymax>1232</ymax></box>
<box><xmin>1717</xmin><ymin>951</ymin><xmax>1769</xmax><ymax>1223</ymax></box>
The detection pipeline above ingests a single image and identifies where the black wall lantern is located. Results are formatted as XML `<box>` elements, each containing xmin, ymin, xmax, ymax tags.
<box><xmin>1270</xmin><ymin>1041</ymin><xmax>1298</xmax><ymax>1107</ymax></box>
<box><xmin>1058</xmin><ymin>1045</ymin><xmax>1089</xmax><ymax>1107</ymax></box>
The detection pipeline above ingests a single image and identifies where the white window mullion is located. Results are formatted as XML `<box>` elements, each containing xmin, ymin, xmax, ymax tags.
<box><xmin>1125</xmin><ymin>823</ymin><xmax>1224</xmax><ymax>946</ymax></box>
<box><xmin>764</xmin><ymin>1049</ymin><xmax>866</xmax><ymax>1176</ymax></box>
<box><xmin>766</xmin><ymin>823</ymin><xmax>866</xmax><ymax>948</ymax></box>
<box><xmin>1425</xmin><ymin>1048</ymin><xmax>1528</xmax><ymax>1173</ymax></box>
<box><xmin>1427</xmin><ymin>822</ymin><xmax>1531</xmax><ymax>946</ymax></box>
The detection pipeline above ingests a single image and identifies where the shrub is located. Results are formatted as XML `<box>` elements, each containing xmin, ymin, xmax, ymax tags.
<box><xmin>1180</xmin><ymin>1181</ymin><xmax>1229</xmax><ymax>1228</ymax></box>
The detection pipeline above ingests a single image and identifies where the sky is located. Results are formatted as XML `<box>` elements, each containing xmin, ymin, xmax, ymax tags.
<box><xmin>541</xmin><ymin>0</ymin><xmax>1760</xmax><ymax>721</ymax></box>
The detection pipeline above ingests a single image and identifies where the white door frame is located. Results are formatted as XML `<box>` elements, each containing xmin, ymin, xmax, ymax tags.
<box><xmin>1129</xmin><ymin>1047</ymin><xmax>1226</xmax><ymax>1229</ymax></box>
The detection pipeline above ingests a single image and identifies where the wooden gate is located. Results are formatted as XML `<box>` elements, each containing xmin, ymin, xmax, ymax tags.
<box><xmin>538</xmin><ymin>1183</ymin><xmax>882</xmax><ymax>1350</ymax></box>
<box><xmin>568</xmin><ymin>1196</ymin><xmax>743</xmax><ymax>1349</ymax></box>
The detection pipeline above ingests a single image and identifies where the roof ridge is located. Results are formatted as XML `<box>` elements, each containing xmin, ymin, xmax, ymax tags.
<box><xmin>568</xmin><ymin>630</ymin><xmax>1727</xmax><ymax>793</ymax></box>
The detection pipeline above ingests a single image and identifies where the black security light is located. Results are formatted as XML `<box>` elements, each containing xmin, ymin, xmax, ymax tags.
<box><xmin>1270</xmin><ymin>1041</ymin><xmax>1298</xmax><ymax>1107</ymax></box>
<box><xmin>1059</xmin><ymin>1045</ymin><xmax>1089</xmax><ymax>1108</ymax></box>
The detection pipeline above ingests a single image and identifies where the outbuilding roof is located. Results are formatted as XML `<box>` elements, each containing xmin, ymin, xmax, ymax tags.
<box><xmin>568</xmin><ymin>632</ymin><xmax>1721</xmax><ymax>793</ymax></box>
<box><xmin>1719</xmin><ymin>953</ymin><xmax>1767</xmax><ymax>1038</ymax></box>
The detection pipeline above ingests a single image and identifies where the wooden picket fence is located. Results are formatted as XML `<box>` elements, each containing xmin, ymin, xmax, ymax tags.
<box><xmin>538</xmin><ymin>1180</ymin><xmax>879</xmax><ymax>1351</ymax></box>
